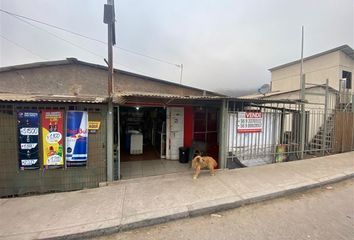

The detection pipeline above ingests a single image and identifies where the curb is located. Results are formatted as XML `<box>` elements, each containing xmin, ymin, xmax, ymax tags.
<box><xmin>43</xmin><ymin>173</ymin><xmax>354</xmax><ymax>240</ymax></box>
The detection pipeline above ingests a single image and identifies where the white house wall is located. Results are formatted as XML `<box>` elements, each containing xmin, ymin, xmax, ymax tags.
<box><xmin>271</xmin><ymin>51</ymin><xmax>353</xmax><ymax>92</ymax></box>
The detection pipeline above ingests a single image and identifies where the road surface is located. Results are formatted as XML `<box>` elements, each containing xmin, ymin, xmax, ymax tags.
<box><xmin>95</xmin><ymin>179</ymin><xmax>354</xmax><ymax>240</ymax></box>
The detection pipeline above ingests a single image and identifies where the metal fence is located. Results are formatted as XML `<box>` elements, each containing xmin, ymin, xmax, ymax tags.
<box><xmin>0</xmin><ymin>102</ymin><xmax>107</xmax><ymax>197</ymax></box>
<box><xmin>226</xmin><ymin>90</ymin><xmax>343</xmax><ymax>168</ymax></box>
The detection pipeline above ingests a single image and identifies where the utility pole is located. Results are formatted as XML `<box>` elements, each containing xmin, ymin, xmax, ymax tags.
<box><xmin>299</xmin><ymin>26</ymin><xmax>306</xmax><ymax>159</ymax></box>
<box><xmin>104</xmin><ymin>0</ymin><xmax>116</xmax><ymax>181</ymax></box>
<box><xmin>179</xmin><ymin>64</ymin><xmax>183</xmax><ymax>85</ymax></box>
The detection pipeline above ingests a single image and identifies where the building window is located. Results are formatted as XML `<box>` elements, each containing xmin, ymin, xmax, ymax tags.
<box><xmin>342</xmin><ymin>71</ymin><xmax>352</xmax><ymax>89</ymax></box>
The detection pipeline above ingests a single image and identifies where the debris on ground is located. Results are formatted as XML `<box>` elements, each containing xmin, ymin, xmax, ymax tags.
<box><xmin>325</xmin><ymin>186</ymin><xmax>333</xmax><ymax>190</ymax></box>
<box><xmin>210</xmin><ymin>213</ymin><xmax>222</xmax><ymax>218</ymax></box>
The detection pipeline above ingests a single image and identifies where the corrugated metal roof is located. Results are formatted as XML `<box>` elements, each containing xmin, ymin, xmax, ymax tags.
<box><xmin>114</xmin><ymin>91</ymin><xmax>224</xmax><ymax>99</ymax></box>
<box><xmin>113</xmin><ymin>91</ymin><xmax>223</xmax><ymax>106</ymax></box>
<box><xmin>0</xmin><ymin>91</ymin><xmax>299</xmax><ymax>105</ymax></box>
<box><xmin>239</xmin><ymin>85</ymin><xmax>337</xmax><ymax>100</ymax></box>
<box><xmin>114</xmin><ymin>91</ymin><xmax>300</xmax><ymax>105</ymax></box>
<box><xmin>0</xmin><ymin>93</ymin><xmax>106</xmax><ymax>103</ymax></box>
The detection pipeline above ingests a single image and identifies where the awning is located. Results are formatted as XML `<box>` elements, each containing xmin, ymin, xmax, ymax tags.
<box><xmin>113</xmin><ymin>91</ymin><xmax>300</xmax><ymax>106</ymax></box>
<box><xmin>113</xmin><ymin>92</ymin><xmax>223</xmax><ymax>106</ymax></box>
<box><xmin>0</xmin><ymin>92</ymin><xmax>300</xmax><ymax>105</ymax></box>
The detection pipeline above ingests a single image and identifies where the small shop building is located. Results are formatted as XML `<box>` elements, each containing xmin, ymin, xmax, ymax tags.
<box><xmin>0</xmin><ymin>58</ymin><xmax>298</xmax><ymax>197</ymax></box>
<box><xmin>0</xmin><ymin>58</ymin><xmax>228</xmax><ymax>196</ymax></box>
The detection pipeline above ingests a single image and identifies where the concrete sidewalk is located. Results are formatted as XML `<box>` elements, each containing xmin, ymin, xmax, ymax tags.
<box><xmin>0</xmin><ymin>152</ymin><xmax>353</xmax><ymax>240</ymax></box>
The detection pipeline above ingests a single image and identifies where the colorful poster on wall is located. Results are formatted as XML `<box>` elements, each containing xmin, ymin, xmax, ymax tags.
<box><xmin>88</xmin><ymin>121</ymin><xmax>101</xmax><ymax>134</ymax></box>
<box><xmin>237</xmin><ymin>112</ymin><xmax>263</xmax><ymax>133</ymax></box>
<box><xmin>17</xmin><ymin>110</ymin><xmax>40</xmax><ymax>170</ymax></box>
<box><xmin>41</xmin><ymin>111</ymin><xmax>64</xmax><ymax>168</ymax></box>
<box><xmin>66</xmin><ymin>111</ymin><xmax>88</xmax><ymax>167</ymax></box>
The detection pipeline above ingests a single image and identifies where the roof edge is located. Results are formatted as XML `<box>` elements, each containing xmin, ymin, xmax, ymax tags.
<box><xmin>268</xmin><ymin>44</ymin><xmax>354</xmax><ymax>71</ymax></box>
<box><xmin>0</xmin><ymin>58</ymin><xmax>224</xmax><ymax>97</ymax></box>
<box><xmin>239</xmin><ymin>84</ymin><xmax>337</xmax><ymax>99</ymax></box>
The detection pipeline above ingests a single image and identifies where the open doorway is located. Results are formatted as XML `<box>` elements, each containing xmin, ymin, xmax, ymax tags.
<box><xmin>119</xmin><ymin>106</ymin><xmax>166</xmax><ymax>162</ymax></box>
<box><xmin>118</xmin><ymin>106</ymin><xmax>189</xmax><ymax>179</ymax></box>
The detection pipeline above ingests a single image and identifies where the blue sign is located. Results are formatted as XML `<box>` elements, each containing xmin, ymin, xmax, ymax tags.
<box><xmin>17</xmin><ymin>110</ymin><xmax>40</xmax><ymax>170</ymax></box>
<box><xmin>66</xmin><ymin>111</ymin><xmax>88</xmax><ymax>167</ymax></box>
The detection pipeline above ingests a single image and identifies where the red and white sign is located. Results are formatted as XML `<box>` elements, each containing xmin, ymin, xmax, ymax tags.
<box><xmin>237</xmin><ymin>112</ymin><xmax>263</xmax><ymax>133</ymax></box>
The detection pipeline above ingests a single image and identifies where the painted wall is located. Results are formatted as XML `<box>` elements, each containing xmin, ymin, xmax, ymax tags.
<box><xmin>183</xmin><ymin>106</ymin><xmax>194</xmax><ymax>148</ymax></box>
<box><xmin>271</xmin><ymin>51</ymin><xmax>353</xmax><ymax>93</ymax></box>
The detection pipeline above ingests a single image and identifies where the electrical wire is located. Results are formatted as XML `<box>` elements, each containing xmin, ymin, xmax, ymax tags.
<box><xmin>0</xmin><ymin>9</ymin><xmax>180</xmax><ymax>81</ymax></box>
<box><xmin>1</xmin><ymin>31</ymin><xmax>160</xmax><ymax>80</ymax></box>
<box><xmin>0</xmin><ymin>8</ymin><xmax>181</xmax><ymax>67</ymax></box>
<box><xmin>0</xmin><ymin>33</ymin><xmax>47</xmax><ymax>60</ymax></box>
<box><xmin>10</xmin><ymin>14</ymin><xmax>107</xmax><ymax>62</ymax></box>
<box><xmin>7</xmin><ymin>16</ymin><xmax>158</xmax><ymax>76</ymax></box>
<box><xmin>115</xmin><ymin>46</ymin><xmax>181</xmax><ymax>67</ymax></box>
<box><xmin>0</xmin><ymin>9</ymin><xmax>106</xmax><ymax>44</ymax></box>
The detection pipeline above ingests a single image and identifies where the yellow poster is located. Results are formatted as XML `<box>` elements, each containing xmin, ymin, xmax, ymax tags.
<box><xmin>41</xmin><ymin>111</ymin><xmax>64</xmax><ymax>167</ymax></box>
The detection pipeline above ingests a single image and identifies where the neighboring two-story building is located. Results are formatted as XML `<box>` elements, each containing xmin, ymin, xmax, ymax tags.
<box><xmin>270</xmin><ymin>44</ymin><xmax>353</xmax><ymax>94</ymax></box>
<box><xmin>242</xmin><ymin>45</ymin><xmax>354</xmax><ymax>157</ymax></box>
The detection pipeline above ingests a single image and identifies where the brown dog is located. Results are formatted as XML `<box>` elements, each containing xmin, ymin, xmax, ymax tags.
<box><xmin>192</xmin><ymin>155</ymin><xmax>217</xmax><ymax>179</ymax></box>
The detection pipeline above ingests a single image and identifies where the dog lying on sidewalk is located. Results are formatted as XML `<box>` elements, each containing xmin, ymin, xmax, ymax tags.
<box><xmin>191</xmin><ymin>155</ymin><xmax>217</xmax><ymax>179</ymax></box>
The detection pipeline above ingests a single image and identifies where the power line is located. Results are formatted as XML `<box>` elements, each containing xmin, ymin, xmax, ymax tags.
<box><xmin>10</xmin><ymin>14</ymin><xmax>106</xmax><ymax>61</ymax></box>
<box><xmin>6</xmin><ymin>16</ymin><xmax>157</xmax><ymax>76</ymax></box>
<box><xmin>0</xmin><ymin>8</ymin><xmax>181</xmax><ymax>67</ymax></box>
<box><xmin>114</xmin><ymin>46</ymin><xmax>180</xmax><ymax>67</ymax></box>
<box><xmin>0</xmin><ymin>9</ymin><xmax>181</xmax><ymax>81</ymax></box>
<box><xmin>0</xmin><ymin>34</ymin><xmax>47</xmax><ymax>60</ymax></box>
<box><xmin>0</xmin><ymin>9</ymin><xmax>106</xmax><ymax>45</ymax></box>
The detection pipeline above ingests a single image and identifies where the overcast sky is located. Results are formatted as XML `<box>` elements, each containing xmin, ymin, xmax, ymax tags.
<box><xmin>0</xmin><ymin>0</ymin><xmax>353</xmax><ymax>95</ymax></box>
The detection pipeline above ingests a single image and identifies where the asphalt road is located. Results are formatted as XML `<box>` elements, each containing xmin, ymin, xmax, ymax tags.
<box><xmin>95</xmin><ymin>179</ymin><xmax>354</xmax><ymax>240</ymax></box>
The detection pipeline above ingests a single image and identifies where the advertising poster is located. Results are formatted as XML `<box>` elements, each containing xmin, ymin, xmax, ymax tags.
<box><xmin>66</xmin><ymin>111</ymin><xmax>88</xmax><ymax>167</ymax></box>
<box><xmin>41</xmin><ymin>111</ymin><xmax>64</xmax><ymax>168</ymax></box>
<box><xmin>17</xmin><ymin>110</ymin><xmax>40</xmax><ymax>170</ymax></box>
<box><xmin>237</xmin><ymin>112</ymin><xmax>263</xmax><ymax>133</ymax></box>
<box><xmin>88</xmin><ymin>121</ymin><xmax>101</xmax><ymax>134</ymax></box>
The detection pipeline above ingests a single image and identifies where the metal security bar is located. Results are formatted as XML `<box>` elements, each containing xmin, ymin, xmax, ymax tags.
<box><xmin>226</xmin><ymin>90</ymin><xmax>340</xmax><ymax>168</ymax></box>
<box><xmin>0</xmin><ymin>102</ymin><xmax>107</xmax><ymax>197</ymax></box>
<box><xmin>227</xmin><ymin>101</ymin><xmax>300</xmax><ymax>167</ymax></box>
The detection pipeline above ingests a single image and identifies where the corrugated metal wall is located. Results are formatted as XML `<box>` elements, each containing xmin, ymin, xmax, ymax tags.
<box><xmin>0</xmin><ymin>103</ymin><xmax>107</xmax><ymax>197</ymax></box>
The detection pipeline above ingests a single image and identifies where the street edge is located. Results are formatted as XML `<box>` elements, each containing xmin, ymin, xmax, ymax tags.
<box><xmin>41</xmin><ymin>172</ymin><xmax>354</xmax><ymax>240</ymax></box>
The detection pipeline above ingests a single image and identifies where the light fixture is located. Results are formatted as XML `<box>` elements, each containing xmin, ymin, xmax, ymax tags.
<box><xmin>136</xmin><ymin>106</ymin><xmax>140</xmax><ymax>111</ymax></box>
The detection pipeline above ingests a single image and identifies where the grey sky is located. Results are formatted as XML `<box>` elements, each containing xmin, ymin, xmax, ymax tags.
<box><xmin>0</xmin><ymin>0</ymin><xmax>353</xmax><ymax>94</ymax></box>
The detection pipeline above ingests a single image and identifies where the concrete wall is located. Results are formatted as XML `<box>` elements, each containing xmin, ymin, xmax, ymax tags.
<box><xmin>271</xmin><ymin>51</ymin><xmax>353</xmax><ymax>92</ymax></box>
<box><xmin>339</xmin><ymin>51</ymin><xmax>354</xmax><ymax>73</ymax></box>
<box><xmin>0</xmin><ymin>65</ymin><xmax>108</xmax><ymax>96</ymax></box>
<box><xmin>114</xmin><ymin>71</ymin><xmax>206</xmax><ymax>96</ymax></box>
<box><xmin>339</xmin><ymin>51</ymin><xmax>354</xmax><ymax>92</ymax></box>
<box><xmin>0</xmin><ymin>64</ymin><xmax>210</xmax><ymax>97</ymax></box>
<box><xmin>0</xmin><ymin>103</ymin><xmax>107</xmax><ymax>197</ymax></box>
